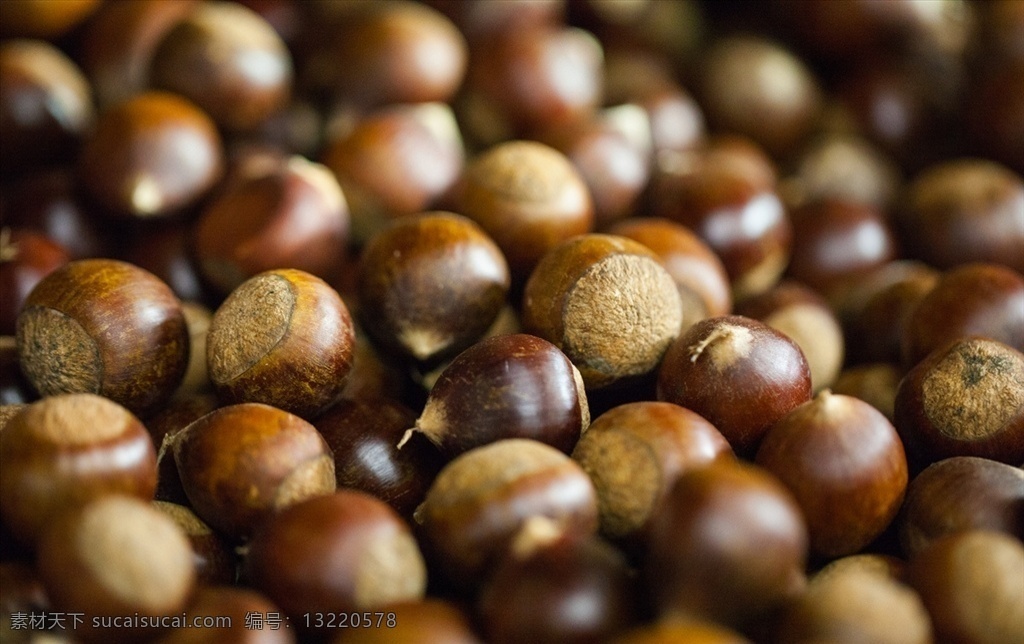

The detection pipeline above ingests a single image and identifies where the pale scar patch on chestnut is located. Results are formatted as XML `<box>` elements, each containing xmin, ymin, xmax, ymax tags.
<box><xmin>208</xmin><ymin>273</ymin><xmax>294</xmax><ymax>382</ymax></box>
<box><xmin>922</xmin><ymin>340</ymin><xmax>1024</xmax><ymax>441</ymax></box>
<box><xmin>23</xmin><ymin>394</ymin><xmax>131</xmax><ymax>445</ymax></box>
<box><xmin>688</xmin><ymin>323</ymin><xmax>754</xmax><ymax>370</ymax></box>
<box><xmin>17</xmin><ymin>307</ymin><xmax>103</xmax><ymax>397</ymax></box>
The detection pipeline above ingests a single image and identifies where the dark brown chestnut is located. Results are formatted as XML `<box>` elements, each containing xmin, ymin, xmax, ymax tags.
<box><xmin>314</xmin><ymin>397</ymin><xmax>442</xmax><ymax>519</ymax></box>
<box><xmin>414</xmin><ymin>438</ymin><xmax>599</xmax><ymax>589</ymax></box>
<box><xmin>356</xmin><ymin>212</ymin><xmax>509</xmax><ymax>365</ymax></box>
<box><xmin>899</xmin><ymin>456</ymin><xmax>1024</xmax><ymax>558</ymax></box>
<box><xmin>894</xmin><ymin>337</ymin><xmax>1024</xmax><ymax>467</ymax></box>
<box><xmin>0</xmin><ymin>228</ymin><xmax>70</xmax><ymax>336</ymax></box>
<box><xmin>150</xmin><ymin>0</ymin><xmax>293</xmax><ymax>131</ymax></box>
<box><xmin>206</xmin><ymin>268</ymin><xmax>355</xmax><ymax>419</ymax></box>
<box><xmin>644</xmin><ymin>460</ymin><xmax>808</xmax><ymax>629</ymax></box>
<box><xmin>403</xmin><ymin>334</ymin><xmax>588</xmax><ymax>458</ymax></box>
<box><xmin>244</xmin><ymin>490</ymin><xmax>427</xmax><ymax>636</ymax></box>
<box><xmin>755</xmin><ymin>390</ymin><xmax>909</xmax><ymax>557</ymax></box>
<box><xmin>16</xmin><ymin>258</ymin><xmax>189</xmax><ymax>415</ymax></box>
<box><xmin>169</xmin><ymin>402</ymin><xmax>336</xmax><ymax>540</ymax></box>
<box><xmin>571</xmin><ymin>401</ymin><xmax>732</xmax><ymax>541</ymax></box>
<box><xmin>657</xmin><ymin>315</ymin><xmax>812</xmax><ymax>457</ymax></box>
<box><xmin>78</xmin><ymin>91</ymin><xmax>224</xmax><ymax>219</ymax></box>
<box><xmin>0</xmin><ymin>393</ymin><xmax>157</xmax><ymax>546</ymax></box>
<box><xmin>899</xmin><ymin>263</ymin><xmax>1024</xmax><ymax>368</ymax></box>
<box><xmin>194</xmin><ymin>154</ymin><xmax>350</xmax><ymax>296</ymax></box>
<box><xmin>522</xmin><ymin>234</ymin><xmax>682</xmax><ymax>390</ymax></box>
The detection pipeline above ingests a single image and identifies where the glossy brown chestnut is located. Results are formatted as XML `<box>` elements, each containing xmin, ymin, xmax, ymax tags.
<box><xmin>404</xmin><ymin>333</ymin><xmax>588</xmax><ymax>458</ymax></box>
<box><xmin>571</xmin><ymin>401</ymin><xmax>732</xmax><ymax>540</ymax></box>
<box><xmin>331</xmin><ymin>599</ymin><xmax>480</xmax><ymax>644</ymax></box>
<box><xmin>77</xmin><ymin>91</ymin><xmax>224</xmax><ymax>219</ymax></box>
<box><xmin>146</xmin><ymin>392</ymin><xmax>219</xmax><ymax>504</ymax></box>
<box><xmin>0</xmin><ymin>39</ymin><xmax>94</xmax><ymax>176</ymax></box>
<box><xmin>460</xmin><ymin>25</ymin><xmax>603</xmax><ymax>143</ymax></box>
<box><xmin>894</xmin><ymin>337</ymin><xmax>1024</xmax><ymax>467</ymax></box>
<box><xmin>477</xmin><ymin>520</ymin><xmax>639</xmax><ymax>644</ymax></box>
<box><xmin>698</xmin><ymin>35</ymin><xmax>822</xmax><ymax>159</ymax></box>
<box><xmin>907</xmin><ymin>530</ymin><xmax>1024</xmax><ymax>644</ymax></box>
<box><xmin>321</xmin><ymin>1</ymin><xmax>467</xmax><ymax>107</ymax></box>
<box><xmin>414</xmin><ymin>438</ymin><xmax>599</xmax><ymax>589</ymax></box>
<box><xmin>320</xmin><ymin>102</ymin><xmax>464</xmax><ymax>244</ymax></box>
<box><xmin>0</xmin><ymin>228</ymin><xmax>70</xmax><ymax>336</ymax></box>
<box><xmin>736</xmin><ymin>281</ymin><xmax>845</xmax><ymax>391</ymax></box>
<box><xmin>756</xmin><ymin>390</ymin><xmax>909</xmax><ymax>557</ymax></box>
<box><xmin>160</xmin><ymin>585</ymin><xmax>295</xmax><ymax>644</ymax></box>
<box><xmin>169</xmin><ymin>402</ymin><xmax>336</xmax><ymax>540</ymax></box>
<box><xmin>650</xmin><ymin>144</ymin><xmax>791</xmax><ymax>300</ymax></box>
<box><xmin>899</xmin><ymin>263</ymin><xmax>1024</xmax><ymax>367</ymax></box>
<box><xmin>16</xmin><ymin>258</ymin><xmax>189</xmax><ymax>415</ymax></box>
<box><xmin>0</xmin><ymin>393</ymin><xmax>157</xmax><ymax>545</ymax></box>
<box><xmin>150</xmin><ymin>1</ymin><xmax>293</xmax><ymax>131</ymax></box>
<box><xmin>244</xmin><ymin>490</ymin><xmax>427</xmax><ymax>635</ymax></box>
<box><xmin>194</xmin><ymin>155</ymin><xmax>349</xmax><ymax>295</ymax></box>
<box><xmin>897</xmin><ymin>159</ymin><xmax>1024</xmax><ymax>272</ymax></box>
<box><xmin>78</xmin><ymin>0</ymin><xmax>198</xmax><ymax>109</ymax></box>
<box><xmin>356</xmin><ymin>212</ymin><xmax>509</xmax><ymax>365</ymax></box>
<box><xmin>153</xmin><ymin>501</ymin><xmax>235</xmax><ymax>586</ymax></box>
<box><xmin>314</xmin><ymin>397</ymin><xmax>442</xmax><ymax>519</ymax></box>
<box><xmin>657</xmin><ymin>315</ymin><xmax>812</xmax><ymax>457</ymax></box>
<box><xmin>775</xmin><ymin>567</ymin><xmax>932</xmax><ymax>644</ymax></box>
<box><xmin>455</xmin><ymin>141</ymin><xmax>594</xmax><ymax>283</ymax></box>
<box><xmin>36</xmin><ymin>495</ymin><xmax>195</xmax><ymax>642</ymax></box>
<box><xmin>785</xmin><ymin>198</ymin><xmax>899</xmax><ymax>299</ymax></box>
<box><xmin>644</xmin><ymin>460</ymin><xmax>808</xmax><ymax>629</ymax></box>
<box><xmin>899</xmin><ymin>456</ymin><xmax>1024</xmax><ymax>558</ymax></box>
<box><xmin>206</xmin><ymin>269</ymin><xmax>355</xmax><ymax>419</ymax></box>
<box><xmin>607</xmin><ymin>217</ymin><xmax>731</xmax><ymax>332</ymax></box>
<box><xmin>522</xmin><ymin>234</ymin><xmax>682</xmax><ymax>390</ymax></box>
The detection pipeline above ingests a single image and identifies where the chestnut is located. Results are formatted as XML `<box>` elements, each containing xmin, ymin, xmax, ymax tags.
<box><xmin>206</xmin><ymin>268</ymin><xmax>355</xmax><ymax>419</ymax></box>
<box><xmin>908</xmin><ymin>530</ymin><xmax>1024</xmax><ymax>644</ymax></box>
<box><xmin>775</xmin><ymin>567</ymin><xmax>932</xmax><ymax>644</ymax></box>
<box><xmin>314</xmin><ymin>397</ymin><xmax>442</xmax><ymax>519</ymax></box>
<box><xmin>122</xmin><ymin>224</ymin><xmax>211</xmax><ymax>305</ymax></box>
<box><xmin>414</xmin><ymin>438</ymin><xmax>599</xmax><ymax>589</ymax></box>
<box><xmin>571</xmin><ymin>401</ymin><xmax>732</xmax><ymax>541</ymax></box>
<box><xmin>755</xmin><ymin>390</ymin><xmax>909</xmax><ymax>557</ymax></box>
<box><xmin>522</xmin><ymin>233</ymin><xmax>683</xmax><ymax>390</ymax></box>
<box><xmin>0</xmin><ymin>393</ymin><xmax>157</xmax><ymax>545</ymax></box>
<box><xmin>318</xmin><ymin>1</ymin><xmax>467</xmax><ymax>107</ymax></box>
<box><xmin>657</xmin><ymin>315</ymin><xmax>812</xmax><ymax>457</ymax></box>
<box><xmin>331</xmin><ymin>599</ymin><xmax>480</xmax><ymax>644</ymax></box>
<box><xmin>36</xmin><ymin>495</ymin><xmax>195</xmax><ymax>643</ymax></box>
<box><xmin>735</xmin><ymin>281</ymin><xmax>845</xmax><ymax>391</ymax></box>
<box><xmin>455</xmin><ymin>140</ymin><xmax>594</xmax><ymax>283</ymax></box>
<box><xmin>194</xmin><ymin>154</ymin><xmax>350</xmax><ymax>296</ymax></box>
<box><xmin>897</xmin><ymin>159</ymin><xmax>1024</xmax><ymax>272</ymax></box>
<box><xmin>153</xmin><ymin>501</ymin><xmax>236</xmax><ymax>586</ymax></box>
<box><xmin>899</xmin><ymin>456</ymin><xmax>1024</xmax><ymax>558</ymax></box>
<box><xmin>320</xmin><ymin>102</ymin><xmax>463</xmax><ymax>245</ymax></box>
<box><xmin>698</xmin><ymin>36</ymin><xmax>822</xmax><ymax>159</ymax></box>
<box><xmin>831</xmin><ymin>362</ymin><xmax>903</xmax><ymax>422</ymax></box>
<box><xmin>403</xmin><ymin>333</ymin><xmax>589</xmax><ymax>458</ymax></box>
<box><xmin>244</xmin><ymin>490</ymin><xmax>427</xmax><ymax>636</ymax></box>
<box><xmin>150</xmin><ymin>0</ymin><xmax>293</xmax><ymax>131</ymax></box>
<box><xmin>0</xmin><ymin>39</ymin><xmax>94</xmax><ymax>176</ymax></box>
<box><xmin>146</xmin><ymin>392</ymin><xmax>219</xmax><ymax>504</ymax></box>
<box><xmin>894</xmin><ymin>337</ymin><xmax>1024</xmax><ymax>467</ymax></box>
<box><xmin>169</xmin><ymin>402</ymin><xmax>336</xmax><ymax>540</ymax></box>
<box><xmin>0</xmin><ymin>0</ymin><xmax>101</xmax><ymax>39</ymax></box>
<box><xmin>0</xmin><ymin>228</ymin><xmax>70</xmax><ymax>336</ymax></box>
<box><xmin>77</xmin><ymin>91</ymin><xmax>224</xmax><ymax>219</ymax></box>
<box><xmin>159</xmin><ymin>585</ymin><xmax>295</xmax><ymax>644</ymax></box>
<box><xmin>356</xmin><ymin>212</ymin><xmax>509</xmax><ymax>365</ymax></box>
<box><xmin>644</xmin><ymin>460</ymin><xmax>808</xmax><ymax>629</ymax></box>
<box><xmin>477</xmin><ymin>519</ymin><xmax>639</xmax><ymax>644</ymax></box>
<box><xmin>782</xmin><ymin>133</ymin><xmax>901</xmax><ymax>212</ymax></box>
<box><xmin>16</xmin><ymin>258</ymin><xmax>189</xmax><ymax>415</ymax></box>
<box><xmin>607</xmin><ymin>217</ymin><xmax>732</xmax><ymax>332</ymax></box>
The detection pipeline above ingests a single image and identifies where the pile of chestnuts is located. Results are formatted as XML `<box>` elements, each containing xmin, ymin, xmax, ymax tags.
<box><xmin>1</xmin><ymin>1</ymin><xmax>1023</xmax><ymax>643</ymax></box>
